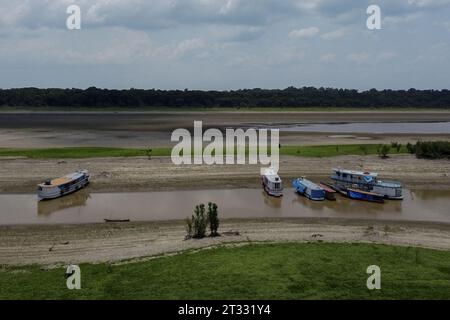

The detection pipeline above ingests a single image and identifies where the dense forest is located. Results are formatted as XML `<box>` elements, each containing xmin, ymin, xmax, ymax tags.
<box><xmin>1</xmin><ymin>87</ymin><xmax>450</xmax><ymax>109</ymax></box>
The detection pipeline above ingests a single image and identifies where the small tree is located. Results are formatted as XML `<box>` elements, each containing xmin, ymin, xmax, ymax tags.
<box><xmin>207</xmin><ymin>202</ymin><xmax>220</xmax><ymax>237</ymax></box>
<box><xmin>192</xmin><ymin>204</ymin><xmax>207</xmax><ymax>239</ymax></box>
<box><xmin>378</xmin><ymin>144</ymin><xmax>391</xmax><ymax>159</ymax></box>
<box><xmin>146</xmin><ymin>148</ymin><xmax>152</xmax><ymax>160</ymax></box>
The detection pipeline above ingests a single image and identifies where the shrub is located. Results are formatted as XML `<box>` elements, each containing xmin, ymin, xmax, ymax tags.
<box><xmin>377</xmin><ymin>144</ymin><xmax>391</xmax><ymax>159</ymax></box>
<box><xmin>207</xmin><ymin>202</ymin><xmax>220</xmax><ymax>237</ymax></box>
<box><xmin>192</xmin><ymin>204</ymin><xmax>208</xmax><ymax>239</ymax></box>
<box><xmin>377</xmin><ymin>144</ymin><xmax>391</xmax><ymax>158</ymax></box>
<box><xmin>391</xmin><ymin>142</ymin><xmax>402</xmax><ymax>153</ymax></box>
<box><xmin>414</xmin><ymin>141</ymin><xmax>450</xmax><ymax>159</ymax></box>
<box><xmin>406</xmin><ymin>142</ymin><xmax>416</xmax><ymax>154</ymax></box>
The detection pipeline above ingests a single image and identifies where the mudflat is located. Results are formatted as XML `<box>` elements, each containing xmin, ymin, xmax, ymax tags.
<box><xmin>0</xmin><ymin>111</ymin><xmax>449</xmax><ymax>148</ymax></box>
<box><xmin>0</xmin><ymin>155</ymin><xmax>449</xmax><ymax>193</ymax></box>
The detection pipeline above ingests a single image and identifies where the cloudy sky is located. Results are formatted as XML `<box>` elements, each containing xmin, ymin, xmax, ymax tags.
<box><xmin>0</xmin><ymin>0</ymin><xmax>450</xmax><ymax>90</ymax></box>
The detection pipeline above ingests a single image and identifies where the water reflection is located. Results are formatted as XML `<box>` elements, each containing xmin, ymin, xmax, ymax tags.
<box><xmin>37</xmin><ymin>189</ymin><xmax>91</xmax><ymax>216</ymax></box>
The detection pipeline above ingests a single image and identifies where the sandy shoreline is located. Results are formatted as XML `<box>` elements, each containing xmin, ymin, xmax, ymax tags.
<box><xmin>1</xmin><ymin>154</ymin><xmax>449</xmax><ymax>193</ymax></box>
<box><xmin>1</xmin><ymin>218</ymin><xmax>449</xmax><ymax>266</ymax></box>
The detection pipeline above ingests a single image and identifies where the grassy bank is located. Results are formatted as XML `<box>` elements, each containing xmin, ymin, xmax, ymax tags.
<box><xmin>1</xmin><ymin>243</ymin><xmax>449</xmax><ymax>299</ymax></box>
<box><xmin>0</xmin><ymin>144</ymin><xmax>407</xmax><ymax>159</ymax></box>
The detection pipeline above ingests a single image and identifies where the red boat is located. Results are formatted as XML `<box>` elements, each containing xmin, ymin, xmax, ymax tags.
<box><xmin>318</xmin><ymin>182</ymin><xmax>337</xmax><ymax>201</ymax></box>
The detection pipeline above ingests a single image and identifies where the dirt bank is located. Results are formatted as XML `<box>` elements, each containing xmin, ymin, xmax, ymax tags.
<box><xmin>1</xmin><ymin>218</ymin><xmax>449</xmax><ymax>266</ymax></box>
<box><xmin>0</xmin><ymin>154</ymin><xmax>449</xmax><ymax>193</ymax></box>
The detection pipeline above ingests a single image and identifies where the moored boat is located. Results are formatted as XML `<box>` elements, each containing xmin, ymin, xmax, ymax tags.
<box><xmin>37</xmin><ymin>170</ymin><xmax>90</xmax><ymax>200</ymax></box>
<box><xmin>293</xmin><ymin>177</ymin><xmax>325</xmax><ymax>201</ymax></box>
<box><xmin>331</xmin><ymin>168</ymin><xmax>403</xmax><ymax>200</ymax></box>
<box><xmin>346</xmin><ymin>188</ymin><xmax>384</xmax><ymax>203</ymax></box>
<box><xmin>318</xmin><ymin>182</ymin><xmax>337</xmax><ymax>201</ymax></box>
<box><xmin>262</xmin><ymin>168</ymin><xmax>283</xmax><ymax>197</ymax></box>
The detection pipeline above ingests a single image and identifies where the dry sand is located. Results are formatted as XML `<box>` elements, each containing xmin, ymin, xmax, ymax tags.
<box><xmin>1</xmin><ymin>218</ymin><xmax>449</xmax><ymax>266</ymax></box>
<box><xmin>0</xmin><ymin>154</ymin><xmax>449</xmax><ymax>193</ymax></box>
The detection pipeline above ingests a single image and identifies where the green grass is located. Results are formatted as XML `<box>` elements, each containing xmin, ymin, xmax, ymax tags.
<box><xmin>0</xmin><ymin>144</ymin><xmax>407</xmax><ymax>159</ymax></box>
<box><xmin>1</xmin><ymin>243</ymin><xmax>449</xmax><ymax>299</ymax></box>
<box><xmin>280</xmin><ymin>144</ymin><xmax>408</xmax><ymax>158</ymax></box>
<box><xmin>0</xmin><ymin>147</ymin><xmax>172</xmax><ymax>159</ymax></box>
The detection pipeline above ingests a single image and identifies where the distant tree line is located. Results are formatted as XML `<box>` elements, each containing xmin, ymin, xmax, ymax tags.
<box><xmin>1</xmin><ymin>87</ymin><xmax>450</xmax><ymax>108</ymax></box>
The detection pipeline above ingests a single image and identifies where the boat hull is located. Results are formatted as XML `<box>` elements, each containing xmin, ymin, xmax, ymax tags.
<box><xmin>346</xmin><ymin>189</ymin><xmax>384</xmax><ymax>203</ymax></box>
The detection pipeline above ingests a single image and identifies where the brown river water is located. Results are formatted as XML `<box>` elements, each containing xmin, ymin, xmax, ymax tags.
<box><xmin>0</xmin><ymin>188</ymin><xmax>449</xmax><ymax>225</ymax></box>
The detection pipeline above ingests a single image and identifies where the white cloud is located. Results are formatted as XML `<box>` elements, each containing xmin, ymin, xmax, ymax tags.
<box><xmin>348</xmin><ymin>52</ymin><xmax>370</xmax><ymax>64</ymax></box>
<box><xmin>321</xmin><ymin>28</ymin><xmax>347</xmax><ymax>40</ymax></box>
<box><xmin>320</xmin><ymin>53</ymin><xmax>336</xmax><ymax>63</ymax></box>
<box><xmin>289</xmin><ymin>27</ymin><xmax>320</xmax><ymax>39</ymax></box>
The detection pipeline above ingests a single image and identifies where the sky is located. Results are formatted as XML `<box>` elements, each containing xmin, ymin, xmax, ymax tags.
<box><xmin>0</xmin><ymin>0</ymin><xmax>450</xmax><ymax>90</ymax></box>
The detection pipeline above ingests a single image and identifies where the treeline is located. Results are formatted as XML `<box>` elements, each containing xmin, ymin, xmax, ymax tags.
<box><xmin>1</xmin><ymin>87</ymin><xmax>450</xmax><ymax>108</ymax></box>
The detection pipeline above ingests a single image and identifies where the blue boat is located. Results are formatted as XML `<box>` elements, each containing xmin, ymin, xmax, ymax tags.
<box><xmin>292</xmin><ymin>178</ymin><xmax>325</xmax><ymax>201</ymax></box>
<box><xmin>346</xmin><ymin>188</ymin><xmax>384</xmax><ymax>203</ymax></box>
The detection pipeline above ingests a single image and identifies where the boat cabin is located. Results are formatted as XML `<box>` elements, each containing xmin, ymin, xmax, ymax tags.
<box><xmin>262</xmin><ymin>169</ymin><xmax>283</xmax><ymax>197</ymax></box>
<box><xmin>331</xmin><ymin>168</ymin><xmax>403</xmax><ymax>200</ymax></box>
<box><xmin>293</xmin><ymin>178</ymin><xmax>325</xmax><ymax>201</ymax></box>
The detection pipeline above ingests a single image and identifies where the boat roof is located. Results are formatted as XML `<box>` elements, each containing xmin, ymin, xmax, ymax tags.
<box><xmin>377</xmin><ymin>180</ymin><xmax>402</xmax><ymax>188</ymax></box>
<box><xmin>263</xmin><ymin>168</ymin><xmax>282</xmax><ymax>182</ymax></box>
<box><xmin>38</xmin><ymin>171</ymin><xmax>86</xmax><ymax>188</ymax></box>
<box><xmin>333</xmin><ymin>168</ymin><xmax>378</xmax><ymax>177</ymax></box>
<box><xmin>318</xmin><ymin>183</ymin><xmax>336</xmax><ymax>193</ymax></box>
<box><xmin>295</xmin><ymin>178</ymin><xmax>322</xmax><ymax>190</ymax></box>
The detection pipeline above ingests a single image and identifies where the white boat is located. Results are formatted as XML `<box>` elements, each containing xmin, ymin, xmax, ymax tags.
<box><xmin>331</xmin><ymin>168</ymin><xmax>403</xmax><ymax>200</ymax></box>
<box><xmin>37</xmin><ymin>170</ymin><xmax>90</xmax><ymax>200</ymax></box>
<box><xmin>262</xmin><ymin>169</ymin><xmax>283</xmax><ymax>197</ymax></box>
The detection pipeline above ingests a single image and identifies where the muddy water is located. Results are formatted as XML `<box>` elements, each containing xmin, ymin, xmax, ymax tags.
<box><xmin>278</xmin><ymin>122</ymin><xmax>450</xmax><ymax>134</ymax></box>
<box><xmin>0</xmin><ymin>188</ymin><xmax>449</xmax><ymax>225</ymax></box>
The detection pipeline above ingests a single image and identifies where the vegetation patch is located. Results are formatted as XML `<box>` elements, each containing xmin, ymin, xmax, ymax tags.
<box><xmin>0</xmin><ymin>144</ymin><xmax>408</xmax><ymax>159</ymax></box>
<box><xmin>1</xmin><ymin>243</ymin><xmax>449</xmax><ymax>299</ymax></box>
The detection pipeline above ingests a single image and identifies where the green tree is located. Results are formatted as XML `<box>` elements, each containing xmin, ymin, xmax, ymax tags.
<box><xmin>378</xmin><ymin>144</ymin><xmax>391</xmax><ymax>159</ymax></box>
<box><xmin>207</xmin><ymin>202</ymin><xmax>220</xmax><ymax>237</ymax></box>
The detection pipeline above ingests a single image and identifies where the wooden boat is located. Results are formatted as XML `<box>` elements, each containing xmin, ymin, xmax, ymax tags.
<box><xmin>104</xmin><ymin>219</ymin><xmax>130</xmax><ymax>223</ymax></box>
<box><xmin>346</xmin><ymin>188</ymin><xmax>385</xmax><ymax>203</ymax></box>
<box><xmin>292</xmin><ymin>177</ymin><xmax>325</xmax><ymax>201</ymax></box>
<box><xmin>318</xmin><ymin>182</ymin><xmax>337</xmax><ymax>201</ymax></box>
<box><xmin>331</xmin><ymin>168</ymin><xmax>403</xmax><ymax>200</ymax></box>
<box><xmin>262</xmin><ymin>168</ymin><xmax>283</xmax><ymax>197</ymax></box>
<box><xmin>37</xmin><ymin>170</ymin><xmax>90</xmax><ymax>200</ymax></box>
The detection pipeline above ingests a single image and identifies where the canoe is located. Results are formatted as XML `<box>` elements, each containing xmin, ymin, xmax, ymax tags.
<box><xmin>104</xmin><ymin>219</ymin><xmax>131</xmax><ymax>223</ymax></box>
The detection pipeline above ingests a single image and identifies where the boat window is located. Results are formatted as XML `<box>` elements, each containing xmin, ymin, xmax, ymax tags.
<box><xmin>342</xmin><ymin>173</ymin><xmax>347</xmax><ymax>178</ymax></box>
